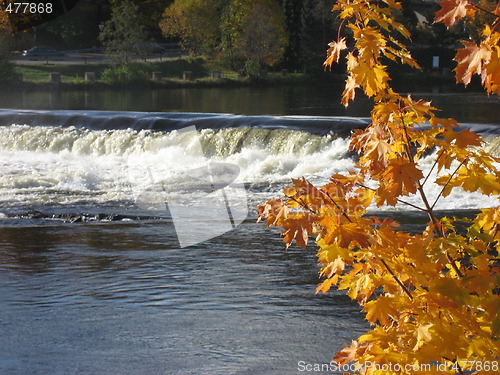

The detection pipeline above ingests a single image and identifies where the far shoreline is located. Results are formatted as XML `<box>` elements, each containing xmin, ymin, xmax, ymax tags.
<box><xmin>2</xmin><ymin>57</ymin><xmax>483</xmax><ymax>93</ymax></box>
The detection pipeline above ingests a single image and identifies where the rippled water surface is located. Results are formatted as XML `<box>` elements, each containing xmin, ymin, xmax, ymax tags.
<box><xmin>0</xmin><ymin>219</ymin><xmax>368</xmax><ymax>374</ymax></box>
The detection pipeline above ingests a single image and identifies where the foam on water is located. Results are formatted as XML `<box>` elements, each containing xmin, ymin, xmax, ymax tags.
<box><xmin>0</xmin><ymin>123</ymin><xmax>498</xmax><ymax>212</ymax></box>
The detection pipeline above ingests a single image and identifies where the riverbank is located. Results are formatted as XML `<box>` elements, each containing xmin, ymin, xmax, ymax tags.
<box><xmin>9</xmin><ymin>57</ymin><xmax>316</xmax><ymax>89</ymax></box>
<box><xmin>5</xmin><ymin>56</ymin><xmax>469</xmax><ymax>92</ymax></box>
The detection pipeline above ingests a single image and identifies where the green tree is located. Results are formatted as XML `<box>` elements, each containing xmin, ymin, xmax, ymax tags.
<box><xmin>38</xmin><ymin>0</ymin><xmax>102</xmax><ymax>49</ymax></box>
<box><xmin>99</xmin><ymin>0</ymin><xmax>149</xmax><ymax>60</ymax></box>
<box><xmin>222</xmin><ymin>0</ymin><xmax>287</xmax><ymax>72</ymax></box>
<box><xmin>159</xmin><ymin>0</ymin><xmax>220</xmax><ymax>55</ymax></box>
<box><xmin>0</xmin><ymin>14</ymin><xmax>15</xmax><ymax>83</ymax></box>
<box><xmin>0</xmin><ymin>31</ymin><xmax>15</xmax><ymax>83</ymax></box>
<box><xmin>281</xmin><ymin>0</ymin><xmax>301</xmax><ymax>70</ymax></box>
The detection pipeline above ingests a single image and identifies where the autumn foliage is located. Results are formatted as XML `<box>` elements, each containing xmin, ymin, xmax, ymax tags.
<box><xmin>258</xmin><ymin>1</ymin><xmax>499</xmax><ymax>374</ymax></box>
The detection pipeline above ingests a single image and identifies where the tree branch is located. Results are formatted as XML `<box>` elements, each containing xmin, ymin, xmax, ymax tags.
<box><xmin>379</xmin><ymin>258</ymin><xmax>413</xmax><ymax>300</ymax></box>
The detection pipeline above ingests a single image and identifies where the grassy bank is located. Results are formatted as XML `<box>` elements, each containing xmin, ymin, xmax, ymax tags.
<box><xmin>11</xmin><ymin>57</ymin><xmax>311</xmax><ymax>89</ymax></box>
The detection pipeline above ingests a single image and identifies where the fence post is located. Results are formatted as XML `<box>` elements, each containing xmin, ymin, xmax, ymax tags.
<box><xmin>49</xmin><ymin>72</ymin><xmax>61</xmax><ymax>83</ymax></box>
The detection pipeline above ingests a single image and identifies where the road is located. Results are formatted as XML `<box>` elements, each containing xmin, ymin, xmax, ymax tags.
<box><xmin>12</xmin><ymin>51</ymin><xmax>185</xmax><ymax>65</ymax></box>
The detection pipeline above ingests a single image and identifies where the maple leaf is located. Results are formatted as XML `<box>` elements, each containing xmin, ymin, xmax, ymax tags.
<box><xmin>334</xmin><ymin>340</ymin><xmax>365</xmax><ymax>365</ymax></box>
<box><xmin>363</xmin><ymin>295</ymin><xmax>398</xmax><ymax>326</ymax></box>
<box><xmin>484</xmin><ymin>45</ymin><xmax>500</xmax><ymax>95</ymax></box>
<box><xmin>316</xmin><ymin>276</ymin><xmax>339</xmax><ymax>294</ymax></box>
<box><xmin>321</xmin><ymin>218</ymin><xmax>372</xmax><ymax>248</ymax></box>
<box><xmin>380</xmin><ymin>159</ymin><xmax>424</xmax><ymax>198</ymax></box>
<box><xmin>442</xmin><ymin>164</ymin><xmax>500</xmax><ymax>196</ymax></box>
<box><xmin>324</xmin><ymin>38</ymin><xmax>347</xmax><ymax>69</ymax></box>
<box><xmin>257</xmin><ymin>199</ymin><xmax>288</xmax><ymax>227</ymax></box>
<box><xmin>353</xmin><ymin>62</ymin><xmax>389</xmax><ymax>97</ymax></box>
<box><xmin>351</xmin><ymin>25</ymin><xmax>386</xmax><ymax>60</ymax></box>
<box><xmin>454</xmin><ymin>40</ymin><xmax>492</xmax><ymax>86</ymax></box>
<box><xmin>343</xmin><ymin>273</ymin><xmax>375</xmax><ymax>302</ymax></box>
<box><xmin>434</xmin><ymin>0</ymin><xmax>469</xmax><ymax>28</ymax></box>
<box><xmin>342</xmin><ymin>75</ymin><xmax>359</xmax><ymax>107</ymax></box>
<box><xmin>443</xmin><ymin>127</ymin><xmax>482</xmax><ymax>149</ymax></box>
<box><xmin>382</xmin><ymin>0</ymin><xmax>402</xmax><ymax>10</ymax></box>
<box><xmin>282</xmin><ymin>215</ymin><xmax>314</xmax><ymax>249</ymax></box>
<box><xmin>350</xmin><ymin>124</ymin><xmax>392</xmax><ymax>167</ymax></box>
<box><xmin>416</xmin><ymin>323</ymin><xmax>433</xmax><ymax>342</ymax></box>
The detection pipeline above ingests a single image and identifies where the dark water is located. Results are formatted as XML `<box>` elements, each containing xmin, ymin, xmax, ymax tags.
<box><xmin>1</xmin><ymin>85</ymin><xmax>499</xmax><ymax>122</ymax></box>
<box><xmin>0</xmin><ymin>85</ymin><xmax>498</xmax><ymax>374</ymax></box>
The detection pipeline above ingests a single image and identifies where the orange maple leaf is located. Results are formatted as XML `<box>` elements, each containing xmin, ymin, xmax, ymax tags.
<box><xmin>282</xmin><ymin>215</ymin><xmax>314</xmax><ymax>249</ymax></box>
<box><xmin>342</xmin><ymin>75</ymin><xmax>359</xmax><ymax>107</ymax></box>
<box><xmin>334</xmin><ymin>340</ymin><xmax>364</xmax><ymax>365</ymax></box>
<box><xmin>434</xmin><ymin>0</ymin><xmax>469</xmax><ymax>28</ymax></box>
<box><xmin>324</xmin><ymin>37</ymin><xmax>347</xmax><ymax>69</ymax></box>
<box><xmin>454</xmin><ymin>40</ymin><xmax>492</xmax><ymax>86</ymax></box>
<box><xmin>443</xmin><ymin>127</ymin><xmax>482</xmax><ymax>149</ymax></box>
<box><xmin>380</xmin><ymin>159</ymin><xmax>424</xmax><ymax>199</ymax></box>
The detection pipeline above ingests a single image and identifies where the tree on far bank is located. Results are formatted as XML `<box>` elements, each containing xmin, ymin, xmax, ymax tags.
<box><xmin>222</xmin><ymin>0</ymin><xmax>287</xmax><ymax>74</ymax></box>
<box><xmin>159</xmin><ymin>0</ymin><xmax>220</xmax><ymax>55</ymax></box>
<box><xmin>0</xmin><ymin>15</ymin><xmax>15</xmax><ymax>83</ymax></box>
<box><xmin>99</xmin><ymin>0</ymin><xmax>149</xmax><ymax>60</ymax></box>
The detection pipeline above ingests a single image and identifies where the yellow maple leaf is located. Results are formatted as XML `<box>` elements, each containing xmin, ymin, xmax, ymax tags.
<box><xmin>353</xmin><ymin>62</ymin><xmax>389</xmax><ymax>97</ymax></box>
<box><xmin>363</xmin><ymin>295</ymin><xmax>398</xmax><ymax>326</ymax></box>
<box><xmin>382</xmin><ymin>0</ymin><xmax>402</xmax><ymax>10</ymax></box>
<box><xmin>316</xmin><ymin>276</ymin><xmax>339</xmax><ymax>294</ymax></box>
<box><xmin>414</xmin><ymin>323</ymin><xmax>433</xmax><ymax>350</ymax></box>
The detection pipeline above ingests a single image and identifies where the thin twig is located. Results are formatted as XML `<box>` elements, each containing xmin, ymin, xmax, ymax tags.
<box><xmin>320</xmin><ymin>190</ymin><xmax>353</xmax><ymax>223</ymax></box>
<box><xmin>356</xmin><ymin>183</ymin><xmax>427</xmax><ymax>213</ymax></box>
<box><xmin>422</xmin><ymin>149</ymin><xmax>444</xmax><ymax>187</ymax></box>
<box><xmin>430</xmin><ymin>157</ymin><xmax>469</xmax><ymax>210</ymax></box>
<box><xmin>379</xmin><ymin>258</ymin><xmax>413</xmax><ymax>299</ymax></box>
<box><xmin>398</xmin><ymin>112</ymin><xmax>466</xmax><ymax>278</ymax></box>
<box><xmin>287</xmin><ymin>195</ymin><xmax>317</xmax><ymax>215</ymax></box>
<box><xmin>469</xmin><ymin>2</ymin><xmax>500</xmax><ymax>19</ymax></box>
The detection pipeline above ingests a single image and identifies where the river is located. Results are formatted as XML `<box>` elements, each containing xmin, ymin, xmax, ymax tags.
<box><xmin>0</xmin><ymin>85</ymin><xmax>498</xmax><ymax>374</ymax></box>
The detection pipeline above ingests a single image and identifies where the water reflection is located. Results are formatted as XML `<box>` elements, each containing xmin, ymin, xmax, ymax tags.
<box><xmin>1</xmin><ymin>86</ymin><xmax>497</xmax><ymax>123</ymax></box>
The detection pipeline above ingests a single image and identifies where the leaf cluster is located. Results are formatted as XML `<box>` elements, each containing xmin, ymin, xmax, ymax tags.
<box><xmin>258</xmin><ymin>1</ymin><xmax>500</xmax><ymax>373</ymax></box>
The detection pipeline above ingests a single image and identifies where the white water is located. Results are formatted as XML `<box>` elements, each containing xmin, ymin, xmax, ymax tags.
<box><xmin>0</xmin><ymin>124</ymin><xmax>498</xmax><ymax>212</ymax></box>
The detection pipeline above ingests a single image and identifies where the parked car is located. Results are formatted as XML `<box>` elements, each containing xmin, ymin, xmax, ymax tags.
<box><xmin>22</xmin><ymin>46</ymin><xmax>66</xmax><ymax>57</ymax></box>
